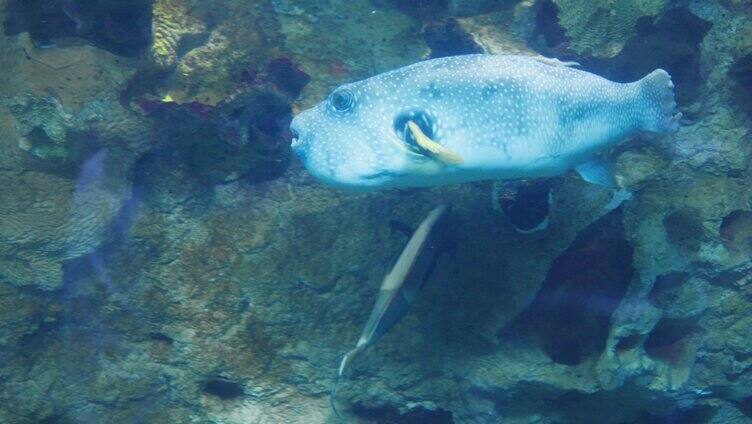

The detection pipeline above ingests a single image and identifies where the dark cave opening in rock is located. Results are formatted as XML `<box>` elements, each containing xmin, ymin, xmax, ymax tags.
<box><xmin>615</xmin><ymin>334</ymin><xmax>643</xmax><ymax>354</ymax></box>
<box><xmin>720</xmin><ymin>210</ymin><xmax>752</xmax><ymax>253</ymax></box>
<box><xmin>532</xmin><ymin>0</ymin><xmax>569</xmax><ymax>50</ymax></box>
<box><xmin>516</xmin><ymin>382</ymin><xmax>683</xmax><ymax>423</ymax></box>
<box><xmin>148</xmin><ymin>332</ymin><xmax>174</xmax><ymax>344</ymax></box>
<box><xmin>37</xmin><ymin>413</ymin><xmax>72</xmax><ymax>424</ymax></box>
<box><xmin>3</xmin><ymin>0</ymin><xmax>76</xmax><ymax>44</ymax></box>
<box><xmin>244</xmin><ymin>91</ymin><xmax>294</xmax><ymax>139</ymax></box>
<box><xmin>4</xmin><ymin>0</ymin><xmax>152</xmax><ymax>56</ymax></box>
<box><xmin>633</xmin><ymin>404</ymin><xmax>716</xmax><ymax>424</ymax></box>
<box><xmin>495</xmin><ymin>179</ymin><xmax>553</xmax><ymax>233</ymax></box>
<box><xmin>663</xmin><ymin>209</ymin><xmax>705</xmax><ymax>253</ymax></box>
<box><xmin>729</xmin><ymin>53</ymin><xmax>752</xmax><ymax>118</ymax></box>
<box><xmin>262</xmin><ymin>57</ymin><xmax>312</xmax><ymax>98</ymax></box>
<box><xmin>16</xmin><ymin>312</ymin><xmax>61</xmax><ymax>354</ymax></box>
<box><xmin>423</xmin><ymin>18</ymin><xmax>483</xmax><ymax>59</ymax></box>
<box><xmin>502</xmin><ymin>208</ymin><xmax>634</xmax><ymax>366</ymax></box>
<box><xmin>202</xmin><ymin>377</ymin><xmax>245</xmax><ymax>400</ymax></box>
<box><xmin>648</xmin><ymin>272</ymin><xmax>690</xmax><ymax>310</ymax></box>
<box><xmin>531</xmin><ymin>5</ymin><xmax>711</xmax><ymax>106</ymax></box>
<box><xmin>643</xmin><ymin>317</ymin><xmax>699</xmax><ymax>365</ymax></box>
<box><xmin>351</xmin><ymin>403</ymin><xmax>454</xmax><ymax>424</ymax></box>
<box><xmin>738</xmin><ymin>396</ymin><xmax>752</xmax><ymax>419</ymax></box>
<box><xmin>649</xmin><ymin>272</ymin><xmax>689</xmax><ymax>302</ymax></box>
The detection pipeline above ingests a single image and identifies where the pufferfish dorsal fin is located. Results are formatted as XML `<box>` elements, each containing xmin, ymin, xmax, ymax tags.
<box><xmin>406</xmin><ymin>121</ymin><xmax>464</xmax><ymax>165</ymax></box>
<box><xmin>533</xmin><ymin>56</ymin><xmax>581</xmax><ymax>68</ymax></box>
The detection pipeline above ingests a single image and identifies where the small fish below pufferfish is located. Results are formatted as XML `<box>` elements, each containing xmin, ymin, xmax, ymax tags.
<box><xmin>290</xmin><ymin>54</ymin><xmax>681</xmax><ymax>191</ymax></box>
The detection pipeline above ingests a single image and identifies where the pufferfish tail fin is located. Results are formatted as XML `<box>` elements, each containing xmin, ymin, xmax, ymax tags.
<box><xmin>637</xmin><ymin>69</ymin><xmax>682</xmax><ymax>134</ymax></box>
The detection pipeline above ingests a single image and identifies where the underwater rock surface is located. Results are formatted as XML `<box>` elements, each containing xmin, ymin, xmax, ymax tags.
<box><xmin>0</xmin><ymin>0</ymin><xmax>751</xmax><ymax>423</ymax></box>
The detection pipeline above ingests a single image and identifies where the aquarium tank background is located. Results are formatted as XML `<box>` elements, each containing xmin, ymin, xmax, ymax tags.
<box><xmin>0</xmin><ymin>0</ymin><xmax>751</xmax><ymax>423</ymax></box>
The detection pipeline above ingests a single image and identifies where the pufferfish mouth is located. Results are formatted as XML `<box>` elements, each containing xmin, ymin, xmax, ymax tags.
<box><xmin>290</xmin><ymin>126</ymin><xmax>308</xmax><ymax>157</ymax></box>
<box><xmin>290</xmin><ymin>127</ymin><xmax>300</xmax><ymax>148</ymax></box>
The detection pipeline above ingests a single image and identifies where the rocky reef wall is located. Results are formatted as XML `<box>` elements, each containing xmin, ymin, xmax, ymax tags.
<box><xmin>1</xmin><ymin>0</ymin><xmax>751</xmax><ymax>423</ymax></box>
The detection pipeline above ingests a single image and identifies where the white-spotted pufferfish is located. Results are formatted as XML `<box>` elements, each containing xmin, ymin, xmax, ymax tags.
<box><xmin>290</xmin><ymin>54</ymin><xmax>680</xmax><ymax>191</ymax></box>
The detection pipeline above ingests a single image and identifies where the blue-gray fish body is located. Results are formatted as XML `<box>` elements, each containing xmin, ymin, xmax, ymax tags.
<box><xmin>290</xmin><ymin>54</ymin><xmax>679</xmax><ymax>191</ymax></box>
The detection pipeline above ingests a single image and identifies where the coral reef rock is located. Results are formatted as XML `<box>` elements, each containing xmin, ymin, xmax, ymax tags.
<box><xmin>1</xmin><ymin>0</ymin><xmax>752</xmax><ymax>423</ymax></box>
<box><xmin>150</xmin><ymin>0</ymin><xmax>207</xmax><ymax>69</ymax></box>
<box><xmin>553</xmin><ymin>0</ymin><xmax>670</xmax><ymax>58</ymax></box>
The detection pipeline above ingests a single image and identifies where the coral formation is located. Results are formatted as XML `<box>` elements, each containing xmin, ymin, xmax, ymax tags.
<box><xmin>4</xmin><ymin>94</ymin><xmax>73</xmax><ymax>166</ymax></box>
<box><xmin>0</xmin><ymin>30</ymin><xmax>150</xmax><ymax>292</ymax></box>
<box><xmin>152</xmin><ymin>0</ymin><xmax>280</xmax><ymax>105</ymax></box>
<box><xmin>150</xmin><ymin>0</ymin><xmax>207</xmax><ymax>69</ymax></box>
<box><xmin>553</xmin><ymin>0</ymin><xmax>669</xmax><ymax>58</ymax></box>
<box><xmin>0</xmin><ymin>160</ymin><xmax>129</xmax><ymax>290</ymax></box>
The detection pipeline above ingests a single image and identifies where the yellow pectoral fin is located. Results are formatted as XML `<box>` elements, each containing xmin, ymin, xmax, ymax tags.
<box><xmin>406</xmin><ymin>121</ymin><xmax>464</xmax><ymax>165</ymax></box>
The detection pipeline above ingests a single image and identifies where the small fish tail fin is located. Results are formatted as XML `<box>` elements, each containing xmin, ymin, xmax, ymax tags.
<box><xmin>330</xmin><ymin>347</ymin><xmax>362</xmax><ymax>418</ymax></box>
<box><xmin>337</xmin><ymin>348</ymin><xmax>360</xmax><ymax>378</ymax></box>
<box><xmin>637</xmin><ymin>69</ymin><xmax>682</xmax><ymax>134</ymax></box>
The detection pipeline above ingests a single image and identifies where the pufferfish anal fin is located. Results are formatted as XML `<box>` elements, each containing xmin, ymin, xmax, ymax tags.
<box><xmin>575</xmin><ymin>158</ymin><xmax>617</xmax><ymax>188</ymax></box>
<box><xmin>575</xmin><ymin>159</ymin><xmax>634</xmax><ymax>210</ymax></box>
<box><xmin>406</xmin><ymin>121</ymin><xmax>464</xmax><ymax>165</ymax></box>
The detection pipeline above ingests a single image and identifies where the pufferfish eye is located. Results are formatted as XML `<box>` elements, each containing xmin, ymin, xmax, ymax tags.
<box><xmin>329</xmin><ymin>89</ymin><xmax>355</xmax><ymax>113</ymax></box>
